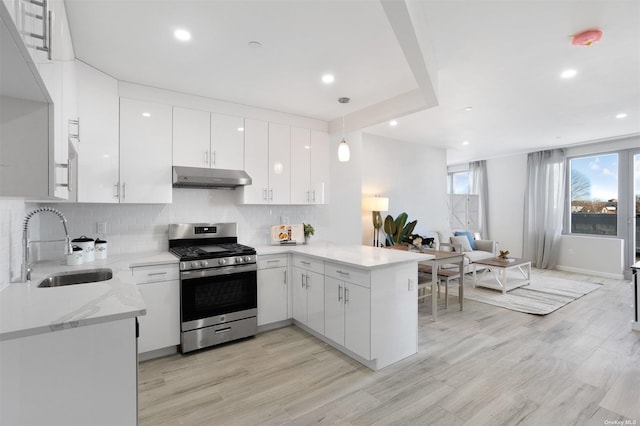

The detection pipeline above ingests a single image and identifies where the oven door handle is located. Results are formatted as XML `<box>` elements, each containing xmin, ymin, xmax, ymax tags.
<box><xmin>181</xmin><ymin>263</ymin><xmax>257</xmax><ymax>280</ymax></box>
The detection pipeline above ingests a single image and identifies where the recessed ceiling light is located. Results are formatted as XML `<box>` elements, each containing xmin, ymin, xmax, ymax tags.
<box><xmin>142</xmin><ymin>112</ymin><xmax>151</xmax><ymax>117</ymax></box>
<box><xmin>615</xmin><ymin>113</ymin><xmax>627</xmax><ymax>119</ymax></box>
<box><xmin>464</xmin><ymin>106</ymin><xmax>473</xmax><ymax>111</ymax></box>
<box><xmin>462</xmin><ymin>141</ymin><xmax>470</xmax><ymax>146</ymax></box>
<box><xmin>389</xmin><ymin>120</ymin><xmax>398</xmax><ymax>127</ymax></box>
<box><xmin>237</xmin><ymin>127</ymin><xmax>244</xmax><ymax>132</ymax></box>
<box><xmin>174</xmin><ymin>29</ymin><xmax>191</xmax><ymax>42</ymax></box>
<box><xmin>248</xmin><ymin>41</ymin><xmax>262</xmax><ymax>48</ymax></box>
<box><xmin>321</xmin><ymin>74</ymin><xmax>335</xmax><ymax>84</ymax></box>
<box><xmin>561</xmin><ymin>69</ymin><xmax>577</xmax><ymax>79</ymax></box>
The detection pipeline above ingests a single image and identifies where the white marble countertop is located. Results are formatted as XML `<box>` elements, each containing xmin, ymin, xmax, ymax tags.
<box><xmin>255</xmin><ymin>241</ymin><xmax>433</xmax><ymax>268</ymax></box>
<box><xmin>0</xmin><ymin>251</ymin><xmax>178</xmax><ymax>341</ymax></box>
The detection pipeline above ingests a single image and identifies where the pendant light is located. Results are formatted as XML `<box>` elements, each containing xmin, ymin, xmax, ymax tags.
<box><xmin>338</xmin><ymin>97</ymin><xmax>350</xmax><ymax>162</ymax></box>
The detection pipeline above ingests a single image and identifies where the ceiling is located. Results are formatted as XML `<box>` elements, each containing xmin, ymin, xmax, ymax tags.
<box><xmin>65</xmin><ymin>0</ymin><xmax>640</xmax><ymax>165</ymax></box>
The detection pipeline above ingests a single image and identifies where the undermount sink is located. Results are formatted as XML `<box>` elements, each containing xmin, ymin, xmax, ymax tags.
<box><xmin>37</xmin><ymin>268</ymin><xmax>113</xmax><ymax>288</ymax></box>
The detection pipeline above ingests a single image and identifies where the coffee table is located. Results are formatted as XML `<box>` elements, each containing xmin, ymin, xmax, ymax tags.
<box><xmin>472</xmin><ymin>257</ymin><xmax>531</xmax><ymax>294</ymax></box>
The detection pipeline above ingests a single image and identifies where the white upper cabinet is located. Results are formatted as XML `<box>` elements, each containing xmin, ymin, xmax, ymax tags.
<box><xmin>310</xmin><ymin>130</ymin><xmax>330</xmax><ymax>204</ymax></box>
<box><xmin>267</xmin><ymin>122</ymin><xmax>291</xmax><ymax>204</ymax></box>
<box><xmin>290</xmin><ymin>128</ymin><xmax>329</xmax><ymax>205</ymax></box>
<box><xmin>290</xmin><ymin>127</ymin><xmax>311</xmax><ymax>204</ymax></box>
<box><xmin>77</xmin><ymin>61</ymin><xmax>119</xmax><ymax>203</ymax></box>
<box><xmin>243</xmin><ymin>118</ymin><xmax>269</xmax><ymax>203</ymax></box>
<box><xmin>172</xmin><ymin>106</ymin><xmax>210</xmax><ymax>168</ymax></box>
<box><xmin>119</xmin><ymin>98</ymin><xmax>172</xmax><ymax>204</ymax></box>
<box><xmin>211</xmin><ymin>113</ymin><xmax>244</xmax><ymax>170</ymax></box>
<box><xmin>172</xmin><ymin>108</ymin><xmax>245</xmax><ymax>170</ymax></box>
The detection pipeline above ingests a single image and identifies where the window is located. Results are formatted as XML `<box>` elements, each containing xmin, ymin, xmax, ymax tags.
<box><xmin>569</xmin><ymin>153</ymin><xmax>618</xmax><ymax>235</ymax></box>
<box><xmin>448</xmin><ymin>171</ymin><xmax>471</xmax><ymax>194</ymax></box>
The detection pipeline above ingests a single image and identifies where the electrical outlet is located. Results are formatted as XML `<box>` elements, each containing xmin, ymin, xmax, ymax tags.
<box><xmin>96</xmin><ymin>222</ymin><xmax>107</xmax><ymax>234</ymax></box>
<box><xmin>567</xmin><ymin>248</ymin><xmax>575</xmax><ymax>256</ymax></box>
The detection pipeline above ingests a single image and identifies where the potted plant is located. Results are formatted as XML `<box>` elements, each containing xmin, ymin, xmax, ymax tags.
<box><xmin>303</xmin><ymin>223</ymin><xmax>314</xmax><ymax>244</ymax></box>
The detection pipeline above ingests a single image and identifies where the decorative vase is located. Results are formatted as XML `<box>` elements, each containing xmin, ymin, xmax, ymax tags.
<box><xmin>304</xmin><ymin>235</ymin><xmax>310</xmax><ymax>245</ymax></box>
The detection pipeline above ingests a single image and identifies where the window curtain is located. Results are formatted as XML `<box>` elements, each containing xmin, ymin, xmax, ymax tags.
<box><xmin>523</xmin><ymin>149</ymin><xmax>566</xmax><ymax>269</ymax></box>
<box><xmin>470</xmin><ymin>160</ymin><xmax>489</xmax><ymax>239</ymax></box>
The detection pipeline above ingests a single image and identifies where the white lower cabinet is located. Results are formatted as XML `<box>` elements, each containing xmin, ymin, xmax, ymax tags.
<box><xmin>292</xmin><ymin>256</ymin><xmax>324</xmax><ymax>334</ymax></box>
<box><xmin>132</xmin><ymin>264</ymin><xmax>180</xmax><ymax>354</ymax></box>
<box><xmin>324</xmin><ymin>265</ymin><xmax>371</xmax><ymax>360</ymax></box>
<box><xmin>257</xmin><ymin>254</ymin><xmax>289</xmax><ymax>326</ymax></box>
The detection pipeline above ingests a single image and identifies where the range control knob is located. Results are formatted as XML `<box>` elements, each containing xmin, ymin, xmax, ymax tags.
<box><xmin>218</xmin><ymin>258</ymin><xmax>227</xmax><ymax>265</ymax></box>
<box><xmin>244</xmin><ymin>256</ymin><xmax>252</xmax><ymax>262</ymax></box>
<box><xmin>236</xmin><ymin>257</ymin><xmax>243</xmax><ymax>263</ymax></box>
<box><xmin>200</xmin><ymin>260</ymin><xmax>207</xmax><ymax>268</ymax></box>
<box><xmin>191</xmin><ymin>261</ymin><xmax>199</xmax><ymax>268</ymax></box>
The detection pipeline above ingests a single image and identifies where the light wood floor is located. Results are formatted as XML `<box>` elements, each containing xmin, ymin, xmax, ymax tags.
<box><xmin>138</xmin><ymin>269</ymin><xmax>640</xmax><ymax>425</ymax></box>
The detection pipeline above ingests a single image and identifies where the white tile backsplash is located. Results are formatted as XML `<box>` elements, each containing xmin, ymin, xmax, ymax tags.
<box><xmin>33</xmin><ymin>188</ymin><xmax>329</xmax><ymax>261</ymax></box>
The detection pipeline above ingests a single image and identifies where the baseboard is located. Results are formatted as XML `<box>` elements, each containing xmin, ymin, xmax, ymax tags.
<box><xmin>554</xmin><ymin>265</ymin><xmax>624</xmax><ymax>280</ymax></box>
<box><xmin>138</xmin><ymin>345</ymin><xmax>178</xmax><ymax>362</ymax></box>
<box><xmin>257</xmin><ymin>319</ymin><xmax>293</xmax><ymax>333</ymax></box>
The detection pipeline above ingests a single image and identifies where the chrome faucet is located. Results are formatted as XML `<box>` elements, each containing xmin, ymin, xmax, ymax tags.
<box><xmin>21</xmin><ymin>207</ymin><xmax>73</xmax><ymax>282</ymax></box>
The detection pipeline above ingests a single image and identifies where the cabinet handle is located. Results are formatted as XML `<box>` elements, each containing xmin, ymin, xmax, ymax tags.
<box><xmin>46</xmin><ymin>8</ymin><xmax>51</xmax><ymax>60</ymax></box>
<box><xmin>338</xmin><ymin>285</ymin><xmax>342</xmax><ymax>302</ymax></box>
<box><xmin>204</xmin><ymin>149</ymin><xmax>209</xmax><ymax>166</ymax></box>
<box><xmin>300</xmin><ymin>260</ymin><xmax>311</xmax><ymax>265</ymax></box>
<box><xmin>269</xmin><ymin>189</ymin><xmax>273</xmax><ymax>200</ymax></box>
<box><xmin>306</xmin><ymin>273</ymin><xmax>310</xmax><ymax>288</ymax></box>
<box><xmin>215</xmin><ymin>327</ymin><xmax>231</xmax><ymax>334</ymax></box>
<box><xmin>312</xmin><ymin>190</ymin><xmax>316</xmax><ymax>203</ymax></box>
<box><xmin>114</xmin><ymin>183</ymin><xmax>120</xmax><ymax>199</ymax></box>
<box><xmin>336</xmin><ymin>270</ymin><xmax>350</xmax><ymax>276</ymax></box>
<box><xmin>306</xmin><ymin>191</ymin><xmax>310</xmax><ymax>202</ymax></box>
<box><xmin>283</xmin><ymin>270</ymin><xmax>287</xmax><ymax>284</ymax></box>
<box><xmin>67</xmin><ymin>158</ymin><xmax>72</xmax><ymax>192</ymax></box>
<box><xmin>122</xmin><ymin>182</ymin><xmax>126</xmax><ymax>200</ymax></box>
<box><xmin>301</xmin><ymin>273</ymin><xmax>305</xmax><ymax>288</ymax></box>
<box><xmin>212</xmin><ymin>150</ymin><xmax>216</xmax><ymax>166</ymax></box>
<box><xmin>266</xmin><ymin>259</ymin><xmax>280</xmax><ymax>264</ymax></box>
<box><xmin>147</xmin><ymin>272</ymin><xmax>167</xmax><ymax>277</ymax></box>
<box><xmin>263</xmin><ymin>188</ymin><xmax>267</xmax><ymax>200</ymax></box>
<box><xmin>345</xmin><ymin>287</ymin><xmax>349</xmax><ymax>303</ymax></box>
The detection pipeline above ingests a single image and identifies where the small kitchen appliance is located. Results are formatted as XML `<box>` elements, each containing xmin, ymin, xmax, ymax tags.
<box><xmin>169</xmin><ymin>223</ymin><xmax>257</xmax><ymax>353</ymax></box>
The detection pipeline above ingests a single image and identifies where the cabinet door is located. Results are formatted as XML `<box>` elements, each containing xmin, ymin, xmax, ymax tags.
<box><xmin>243</xmin><ymin>118</ymin><xmax>269</xmax><ymax>204</ymax></box>
<box><xmin>38</xmin><ymin>60</ymin><xmax>65</xmax><ymax>198</ymax></box>
<box><xmin>119</xmin><ymin>98</ymin><xmax>172</xmax><ymax>203</ymax></box>
<box><xmin>211</xmin><ymin>113</ymin><xmax>244</xmax><ymax>170</ymax></box>
<box><xmin>324</xmin><ymin>276</ymin><xmax>344</xmax><ymax>345</ymax></box>
<box><xmin>268</xmin><ymin>122</ymin><xmax>291</xmax><ymax>204</ymax></box>
<box><xmin>345</xmin><ymin>283</ymin><xmax>370</xmax><ymax>359</ymax></box>
<box><xmin>291</xmin><ymin>266</ymin><xmax>307</xmax><ymax>324</ymax></box>
<box><xmin>172</xmin><ymin>107</ymin><xmax>210</xmax><ymax>168</ymax></box>
<box><xmin>310</xmin><ymin>130</ymin><xmax>330</xmax><ymax>205</ymax></box>
<box><xmin>306</xmin><ymin>270</ymin><xmax>324</xmax><ymax>334</ymax></box>
<box><xmin>257</xmin><ymin>267</ymin><xmax>288</xmax><ymax>326</ymax></box>
<box><xmin>290</xmin><ymin>127</ymin><xmax>311</xmax><ymax>204</ymax></box>
<box><xmin>77</xmin><ymin>61</ymin><xmax>119</xmax><ymax>203</ymax></box>
<box><xmin>137</xmin><ymin>280</ymin><xmax>180</xmax><ymax>353</ymax></box>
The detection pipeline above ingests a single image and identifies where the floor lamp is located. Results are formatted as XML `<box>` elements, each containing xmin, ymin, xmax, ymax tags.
<box><xmin>366</xmin><ymin>196</ymin><xmax>389</xmax><ymax>247</ymax></box>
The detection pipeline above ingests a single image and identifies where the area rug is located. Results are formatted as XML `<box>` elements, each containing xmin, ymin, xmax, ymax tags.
<box><xmin>463</xmin><ymin>276</ymin><xmax>603</xmax><ymax>315</ymax></box>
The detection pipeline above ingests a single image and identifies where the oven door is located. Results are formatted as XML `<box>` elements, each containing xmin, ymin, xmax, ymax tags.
<box><xmin>180</xmin><ymin>263</ymin><xmax>257</xmax><ymax>331</ymax></box>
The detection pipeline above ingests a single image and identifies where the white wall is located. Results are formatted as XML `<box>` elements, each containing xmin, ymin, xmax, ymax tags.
<box><xmin>556</xmin><ymin>235</ymin><xmax>624</xmax><ymax>279</ymax></box>
<box><xmin>361</xmin><ymin>133</ymin><xmax>448</xmax><ymax>245</ymax></box>
<box><xmin>485</xmin><ymin>154</ymin><xmax>527</xmax><ymax>257</ymax></box>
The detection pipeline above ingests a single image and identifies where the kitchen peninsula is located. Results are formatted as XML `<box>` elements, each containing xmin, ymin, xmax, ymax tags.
<box><xmin>257</xmin><ymin>242</ymin><xmax>433</xmax><ymax>371</ymax></box>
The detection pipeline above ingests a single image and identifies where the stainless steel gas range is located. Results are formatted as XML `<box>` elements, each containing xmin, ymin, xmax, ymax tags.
<box><xmin>169</xmin><ymin>223</ymin><xmax>257</xmax><ymax>353</ymax></box>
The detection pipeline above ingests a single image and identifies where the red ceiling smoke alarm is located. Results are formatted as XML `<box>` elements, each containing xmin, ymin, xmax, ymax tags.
<box><xmin>572</xmin><ymin>29</ymin><xmax>603</xmax><ymax>46</ymax></box>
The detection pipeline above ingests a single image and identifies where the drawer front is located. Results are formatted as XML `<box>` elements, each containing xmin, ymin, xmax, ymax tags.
<box><xmin>257</xmin><ymin>254</ymin><xmax>288</xmax><ymax>270</ymax></box>
<box><xmin>293</xmin><ymin>255</ymin><xmax>324</xmax><ymax>274</ymax></box>
<box><xmin>325</xmin><ymin>262</ymin><xmax>370</xmax><ymax>288</ymax></box>
<box><xmin>131</xmin><ymin>264</ymin><xmax>179</xmax><ymax>284</ymax></box>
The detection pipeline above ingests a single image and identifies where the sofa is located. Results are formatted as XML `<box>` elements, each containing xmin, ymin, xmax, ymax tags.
<box><xmin>420</xmin><ymin>230</ymin><xmax>497</xmax><ymax>273</ymax></box>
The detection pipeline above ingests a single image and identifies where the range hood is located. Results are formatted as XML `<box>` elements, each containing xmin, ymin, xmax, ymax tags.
<box><xmin>172</xmin><ymin>166</ymin><xmax>252</xmax><ymax>189</ymax></box>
